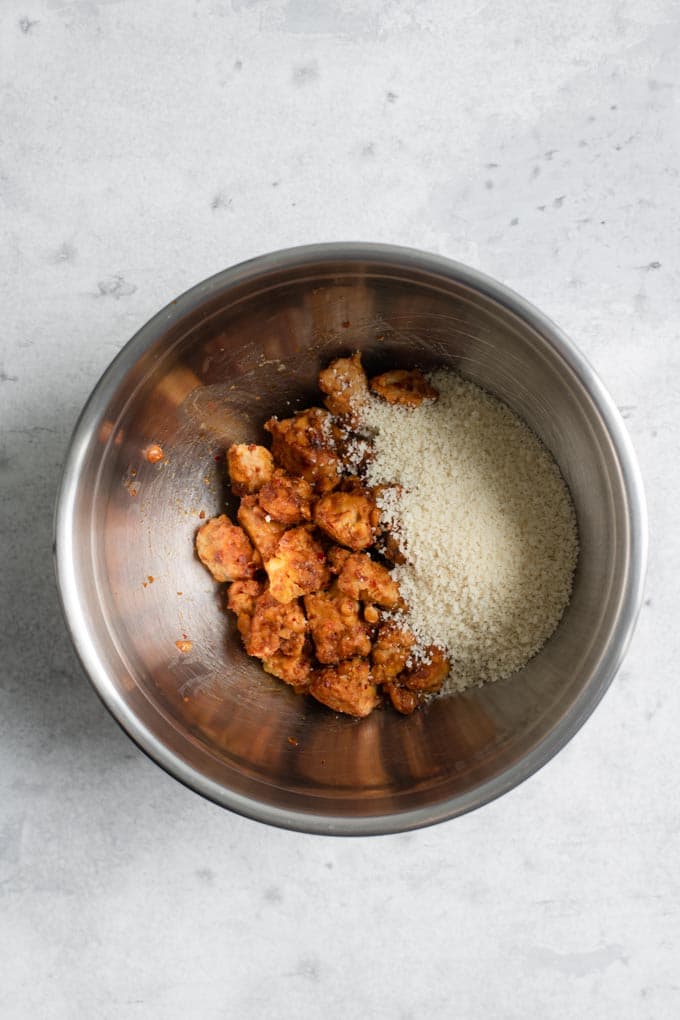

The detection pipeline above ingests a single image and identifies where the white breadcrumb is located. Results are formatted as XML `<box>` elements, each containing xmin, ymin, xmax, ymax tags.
<box><xmin>358</xmin><ymin>369</ymin><xmax>579</xmax><ymax>693</ymax></box>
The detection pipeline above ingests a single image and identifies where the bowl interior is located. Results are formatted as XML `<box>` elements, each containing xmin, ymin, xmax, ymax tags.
<box><xmin>59</xmin><ymin>249</ymin><xmax>640</xmax><ymax>833</ymax></box>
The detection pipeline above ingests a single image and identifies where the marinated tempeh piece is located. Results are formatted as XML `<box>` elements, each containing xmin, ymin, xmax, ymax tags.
<box><xmin>227</xmin><ymin>443</ymin><xmax>274</xmax><ymax>496</ymax></box>
<box><xmin>228</xmin><ymin>579</ymin><xmax>265</xmax><ymax>651</ymax></box>
<box><xmin>313</xmin><ymin>486</ymin><xmax>377</xmax><ymax>551</ymax></box>
<box><xmin>304</xmin><ymin>585</ymin><xmax>371</xmax><ymax>664</ymax></box>
<box><xmin>369</xmin><ymin>368</ymin><xmax>438</xmax><ymax>407</ymax></box>
<box><xmin>196</xmin><ymin>515</ymin><xmax>261</xmax><ymax>582</ymax></box>
<box><xmin>371</xmin><ymin>621</ymin><xmax>415</xmax><ymax>685</ymax></box>
<box><xmin>309</xmin><ymin>659</ymin><xmax>380</xmax><ymax>718</ymax></box>
<box><xmin>327</xmin><ymin>545</ymin><xmax>352</xmax><ymax>575</ymax></box>
<box><xmin>265</xmin><ymin>526</ymin><xmax>330</xmax><ymax>603</ymax></box>
<box><xmin>265</xmin><ymin>408</ymin><xmax>342</xmax><ymax>493</ymax></box>
<box><xmin>237</xmin><ymin>495</ymin><xmax>287</xmax><ymax>561</ymax></box>
<box><xmin>318</xmin><ymin>351</ymin><xmax>368</xmax><ymax>424</ymax></box>
<box><xmin>244</xmin><ymin>590</ymin><xmax>307</xmax><ymax>660</ymax></box>
<box><xmin>399</xmin><ymin>646</ymin><xmax>450</xmax><ymax>694</ymax></box>
<box><xmin>384</xmin><ymin>682</ymin><xmax>420</xmax><ymax>716</ymax></box>
<box><xmin>258</xmin><ymin>469</ymin><xmax>313</xmax><ymax>525</ymax></box>
<box><xmin>226</xmin><ymin>578</ymin><xmax>265</xmax><ymax>616</ymax></box>
<box><xmin>336</xmin><ymin>552</ymin><xmax>400</xmax><ymax>608</ymax></box>
<box><xmin>263</xmin><ymin>643</ymin><xmax>314</xmax><ymax>692</ymax></box>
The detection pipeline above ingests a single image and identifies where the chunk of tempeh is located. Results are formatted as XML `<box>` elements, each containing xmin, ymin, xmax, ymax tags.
<box><xmin>262</xmin><ymin>646</ymin><xmax>313</xmax><ymax>692</ymax></box>
<box><xmin>304</xmin><ymin>585</ymin><xmax>371</xmax><ymax>664</ymax></box>
<box><xmin>313</xmin><ymin>487</ymin><xmax>377</xmax><ymax>551</ymax></box>
<box><xmin>383</xmin><ymin>682</ymin><xmax>420</xmax><ymax>715</ymax></box>
<box><xmin>369</xmin><ymin>369</ymin><xmax>438</xmax><ymax>407</ymax></box>
<box><xmin>244</xmin><ymin>590</ymin><xmax>307</xmax><ymax>660</ymax></box>
<box><xmin>399</xmin><ymin>646</ymin><xmax>450</xmax><ymax>693</ymax></box>
<box><xmin>264</xmin><ymin>408</ymin><xmax>342</xmax><ymax>493</ymax></box>
<box><xmin>318</xmin><ymin>351</ymin><xmax>368</xmax><ymax>424</ymax></box>
<box><xmin>226</xmin><ymin>579</ymin><xmax>265</xmax><ymax>616</ymax></box>
<box><xmin>309</xmin><ymin>659</ymin><xmax>380</xmax><ymax>718</ymax></box>
<box><xmin>336</xmin><ymin>552</ymin><xmax>400</xmax><ymax>608</ymax></box>
<box><xmin>237</xmin><ymin>495</ymin><xmax>287</xmax><ymax>561</ymax></box>
<box><xmin>227</xmin><ymin>443</ymin><xmax>274</xmax><ymax>496</ymax></box>
<box><xmin>371</xmin><ymin>621</ymin><xmax>415</xmax><ymax>685</ymax></box>
<box><xmin>257</xmin><ymin>469</ymin><xmax>313</xmax><ymax>525</ymax></box>
<box><xmin>265</xmin><ymin>526</ymin><xmax>330</xmax><ymax>603</ymax></box>
<box><xmin>196</xmin><ymin>515</ymin><xmax>261</xmax><ymax>582</ymax></box>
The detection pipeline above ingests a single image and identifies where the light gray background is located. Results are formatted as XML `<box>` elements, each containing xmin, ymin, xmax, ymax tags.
<box><xmin>1</xmin><ymin>1</ymin><xmax>677</xmax><ymax>1017</ymax></box>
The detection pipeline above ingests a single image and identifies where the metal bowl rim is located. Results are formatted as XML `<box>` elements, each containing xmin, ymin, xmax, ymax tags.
<box><xmin>53</xmin><ymin>242</ymin><xmax>648</xmax><ymax>836</ymax></box>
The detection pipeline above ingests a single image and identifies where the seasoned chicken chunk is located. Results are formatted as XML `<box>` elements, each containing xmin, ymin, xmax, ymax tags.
<box><xmin>196</xmin><ymin>515</ymin><xmax>261</xmax><ymax>582</ymax></box>
<box><xmin>265</xmin><ymin>526</ymin><xmax>330</xmax><ymax>603</ymax></box>
<box><xmin>314</xmin><ymin>487</ymin><xmax>377</xmax><ymax>551</ymax></box>
<box><xmin>244</xmin><ymin>590</ymin><xmax>307</xmax><ymax>660</ymax></box>
<box><xmin>264</xmin><ymin>408</ymin><xmax>342</xmax><ymax>493</ymax></box>
<box><xmin>263</xmin><ymin>646</ymin><xmax>313</xmax><ymax>692</ymax></box>
<box><xmin>309</xmin><ymin>659</ymin><xmax>380</xmax><ymax>718</ymax></box>
<box><xmin>369</xmin><ymin>369</ymin><xmax>438</xmax><ymax>407</ymax></box>
<box><xmin>384</xmin><ymin>682</ymin><xmax>420</xmax><ymax>716</ymax></box>
<box><xmin>227</xmin><ymin>443</ymin><xmax>274</xmax><ymax>496</ymax></box>
<box><xmin>336</xmin><ymin>553</ymin><xmax>400</xmax><ymax>608</ymax></box>
<box><xmin>327</xmin><ymin>545</ymin><xmax>352</xmax><ymax>575</ymax></box>
<box><xmin>318</xmin><ymin>351</ymin><xmax>368</xmax><ymax>424</ymax></box>
<box><xmin>226</xmin><ymin>578</ymin><xmax>265</xmax><ymax>616</ymax></box>
<box><xmin>371</xmin><ymin>621</ymin><xmax>415</xmax><ymax>684</ymax></box>
<box><xmin>400</xmin><ymin>646</ymin><xmax>450</xmax><ymax>693</ymax></box>
<box><xmin>304</xmin><ymin>585</ymin><xmax>371</xmax><ymax>664</ymax></box>
<box><xmin>237</xmin><ymin>495</ymin><xmax>287</xmax><ymax>561</ymax></box>
<box><xmin>258</xmin><ymin>469</ymin><xmax>313</xmax><ymax>525</ymax></box>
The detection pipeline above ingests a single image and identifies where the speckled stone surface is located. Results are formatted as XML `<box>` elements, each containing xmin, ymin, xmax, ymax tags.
<box><xmin>1</xmin><ymin>1</ymin><xmax>677</xmax><ymax>1017</ymax></box>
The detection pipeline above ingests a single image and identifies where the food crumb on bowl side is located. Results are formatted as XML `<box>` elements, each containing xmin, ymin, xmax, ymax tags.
<box><xmin>146</xmin><ymin>444</ymin><xmax>165</xmax><ymax>463</ymax></box>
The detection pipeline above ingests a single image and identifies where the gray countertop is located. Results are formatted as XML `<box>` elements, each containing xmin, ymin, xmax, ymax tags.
<box><xmin>1</xmin><ymin>1</ymin><xmax>677</xmax><ymax>1017</ymax></box>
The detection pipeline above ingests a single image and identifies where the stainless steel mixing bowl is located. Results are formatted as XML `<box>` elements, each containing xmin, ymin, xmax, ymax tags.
<box><xmin>54</xmin><ymin>243</ymin><xmax>647</xmax><ymax>835</ymax></box>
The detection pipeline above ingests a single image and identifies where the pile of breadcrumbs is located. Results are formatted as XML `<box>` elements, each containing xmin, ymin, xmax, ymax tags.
<box><xmin>357</xmin><ymin>370</ymin><xmax>579</xmax><ymax>692</ymax></box>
